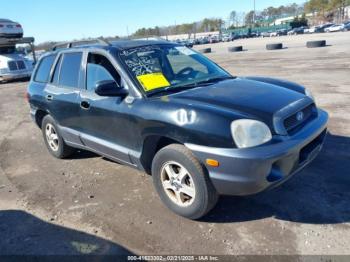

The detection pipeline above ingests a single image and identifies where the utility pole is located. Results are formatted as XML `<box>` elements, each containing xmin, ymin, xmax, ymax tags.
<box><xmin>253</xmin><ymin>0</ymin><xmax>256</xmax><ymax>24</ymax></box>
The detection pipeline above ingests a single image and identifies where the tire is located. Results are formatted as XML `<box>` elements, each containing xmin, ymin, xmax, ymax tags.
<box><xmin>266</xmin><ymin>43</ymin><xmax>283</xmax><ymax>50</ymax></box>
<box><xmin>41</xmin><ymin>115</ymin><xmax>75</xmax><ymax>159</ymax></box>
<box><xmin>306</xmin><ymin>40</ymin><xmax>326</xmax><ymax>48</ymax></box>
<box><xmin>152</xmin><ymin>144</ymin><xmax>219</xmax><ymax>220</ymax></box>
<box><xmin>228</xmin><ymin>46</ymin><xmax>243</xmax><ymax>52</ymax></box>
<box><xmin>199</xmin><ymin>48</ymin><xmax>211</xmax><ymax>54</ymax></box>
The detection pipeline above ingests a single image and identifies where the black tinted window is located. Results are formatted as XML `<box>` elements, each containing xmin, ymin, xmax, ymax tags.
<box><xmin>59</xmin><ymin>52</ymin><xmax>82</xmax><ymax>88</ymax></box>
<box><xmin>34</xmin><ymin>55</ymin><xmax>56</xmax><ymax>83</ymax></box>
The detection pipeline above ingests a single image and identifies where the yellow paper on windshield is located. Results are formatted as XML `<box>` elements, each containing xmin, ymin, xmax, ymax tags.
<box><xmin>137</xmin><ymin>73</ymin><xmax>170</xmax><ymax>92</ymax></box>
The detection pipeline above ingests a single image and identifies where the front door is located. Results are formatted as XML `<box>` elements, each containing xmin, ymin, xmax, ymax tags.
<box><xmin>78</xmin><ymin>52</ymin><xmax>136</xmax><ymax>164</ymax></box>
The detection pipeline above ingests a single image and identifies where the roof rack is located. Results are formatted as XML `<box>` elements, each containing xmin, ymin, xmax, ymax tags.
<box><xmin>0</xmin><ymin>37</ymin><xmax>35</xmax><ymax>47</ymax></box>
<box><xmin>52</xmin><ymin>38</ymin><xmax>111</xmax><ymax>51</ymax></box>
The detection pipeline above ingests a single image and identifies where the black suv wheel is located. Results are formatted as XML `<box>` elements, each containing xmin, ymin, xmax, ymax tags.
<box><xmin>41</xmin><ymin>115</ymin><xmax>75</xmax><ymax>159</ymax></box>
<box><xmin>152</xmin><ymin>144</ymin><xmax>218</xmax><ymax>219</ymax></box>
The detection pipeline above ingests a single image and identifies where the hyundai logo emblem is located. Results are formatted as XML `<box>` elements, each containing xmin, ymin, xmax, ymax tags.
<box><xmin>296</xmin><ymin>111</ymin><xmax>304</xmax><ymax>121</ymax></box>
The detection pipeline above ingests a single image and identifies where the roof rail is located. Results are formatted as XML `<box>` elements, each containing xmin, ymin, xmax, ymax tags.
<box><xmin>52</xmin><ymin>38</ymin><xmax>111</xmax><ymax>51</ymax></box>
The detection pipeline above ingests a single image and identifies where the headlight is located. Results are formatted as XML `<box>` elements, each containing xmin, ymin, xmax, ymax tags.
<box><xmin>305</xmin><ymin>89</ymin><xmax>314</xmax><ymax>101</ymax></box>
<box><xmin>0</xmin><ymin>68</ymin><xmax>9</xmax><ymax>74</ymax></box>
<box><xmin>231</xmin><ymin>119</ymin><xmax>272</xmax><ymax>148</ymax></box>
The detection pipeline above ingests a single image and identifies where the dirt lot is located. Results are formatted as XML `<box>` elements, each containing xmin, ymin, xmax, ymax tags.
<box><xmin>0</xmin><ymin>32</ymin><xmax>350</xmax><ymax>256</ymax></box>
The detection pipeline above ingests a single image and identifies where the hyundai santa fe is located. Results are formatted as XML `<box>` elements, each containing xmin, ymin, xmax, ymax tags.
<box><xmin>27</xmin><ymin>39</ymin><xmax>328</xmax><ymax>219</ymax></box>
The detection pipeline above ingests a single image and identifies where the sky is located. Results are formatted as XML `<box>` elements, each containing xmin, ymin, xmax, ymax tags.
<box><xmin>1</xmin><ymin>0</ymin><xmax>306</xmax><ymax>43</ymax></box>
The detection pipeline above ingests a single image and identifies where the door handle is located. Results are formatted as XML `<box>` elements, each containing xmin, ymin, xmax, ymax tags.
<box><xmin>46</xmin><ymin>95</ymin><xmax>53</xmax><ymax>101</ymax></box>
<box><xmin>80</xmin><ymin>101</ymin><xmax>90</xmax><ymax>110</ymax></box>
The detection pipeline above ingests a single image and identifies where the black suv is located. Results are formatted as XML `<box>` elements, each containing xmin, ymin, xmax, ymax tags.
<box><xmin>27</xmin><ymin>39</ymin><xmax>328</xmax><ymax>219</ymax></box>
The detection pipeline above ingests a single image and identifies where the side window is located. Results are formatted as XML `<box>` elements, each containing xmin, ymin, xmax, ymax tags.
<box><xmin>59</xmin><ymin>52</ymin><xmax>82</xmax><ymax>88</ymax></box>
<box><xmin>34</xmin><ymin>55</ymin><xmax>56</xmax><ymax>83</ymax></box>
<box><xmin>51</xmin><ymin>55</ymin><xmax>62</xmax><ymax>85</ymax></box>
<box><xmin>86</xmin><ymin>53</ymin><xmax>121</xmax><ymax>91</ymax></box>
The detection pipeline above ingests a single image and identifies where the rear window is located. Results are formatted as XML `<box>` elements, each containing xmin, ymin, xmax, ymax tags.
<box><xmin>58</xmin><ymin>52</ymin><xmax>82</xmax><ymax>88</ymax></box>
<box><xmin>34</xmin><ymin>55</ymin><xmax>56</xmax><ymax>83</ymax></box>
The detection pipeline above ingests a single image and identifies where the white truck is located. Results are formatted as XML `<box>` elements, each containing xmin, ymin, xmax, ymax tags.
<box><xmin>0</xmin><ymin>37</ymin><xmax>36</xmax><ymax>83</ymax></box>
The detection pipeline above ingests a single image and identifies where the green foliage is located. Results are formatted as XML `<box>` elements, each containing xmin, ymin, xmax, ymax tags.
<box><xmin>290</xmin><ymin>14</ymin><xmax>309</xmax><ymax>28</ymax></box>
<box><xmin>245</xmin><ymin>11</ymin><xmax>255</xmax><ymax>26</ymax></box>
<box><xmin>260</xmin><ymin>3</ymin><xmax>303</xmax><ymax>19</ymax></box>
<box><xmin>305</xmin><ymin>0</ymin><xmax>349</xmax><ymax>21</ymax></box>
<box><xmin>132</xmin><ymin>18</ymin><xmax>223</xmax><ymax>38</ymax></box>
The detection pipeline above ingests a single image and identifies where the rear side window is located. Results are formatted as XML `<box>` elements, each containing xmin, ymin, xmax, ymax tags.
<box><xmin>34</xmin><ymin>55</ymin><xmax>56</xmax><ymax>83</ymax></box>
<box><xmin>58</xmin><ymin>52</ymin><xmax>82</xmax><ymax>88</ymax></box>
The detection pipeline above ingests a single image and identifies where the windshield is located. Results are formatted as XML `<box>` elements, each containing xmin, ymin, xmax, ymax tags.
<box><xmin>119</xmin><ymin>45</ymin><xmax>232</xmax><ymax>95</ymax></box>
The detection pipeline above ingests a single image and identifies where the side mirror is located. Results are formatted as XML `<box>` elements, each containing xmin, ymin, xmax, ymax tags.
<box><xmin>95</xmin><ymin>80</ymin><xmax>128</xmax><ymax>97</ymax></box>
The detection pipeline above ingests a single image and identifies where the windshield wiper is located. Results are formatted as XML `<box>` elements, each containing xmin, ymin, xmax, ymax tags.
<box><xmin>147</xmin><ymin>84</ymin><xmax>196</xmax><ymax>97</ymax></box>
<box><xmin>195</xmin><ymin>75</ymin><xmax>235</xmax><ymax>85</ymax></box>
<box><xmin>147</xmin><ymin>76</ymin><xmax>235</xmax><ymax>97</ymax></box>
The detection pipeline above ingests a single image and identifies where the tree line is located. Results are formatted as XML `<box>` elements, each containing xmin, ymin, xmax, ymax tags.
<box><xmin>35</xmin><ymin>0</ymin><xmax>350</xmax><ymax>49</ymax></box>
<box><xmin>239</xmin><ymin>0</ymin><xmax>350</xmax><ymax>27</ymax></box>
<box><xmin>132</xmin><ymin>18</ymin><xmax>224</xmax><ymax>39</ymax></box>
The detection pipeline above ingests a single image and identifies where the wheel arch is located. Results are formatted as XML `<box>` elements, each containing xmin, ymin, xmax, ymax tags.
<box><xmin>140</xmin><ymin>135</ymin><xmax>183</xmax><ymax>175</ymax></box>
<box><xmin>34</xmin><ymin>109</ymin><xmax>49</xmax><ymax>128</ymax></box>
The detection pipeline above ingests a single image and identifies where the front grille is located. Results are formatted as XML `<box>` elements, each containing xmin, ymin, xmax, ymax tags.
<box><xmin>284</xmin><ymin>104</ymin><xmax>316</xmax><ymax>134</ymax></box>
<box><xmin>17</xmin><ymin>60</ymin><xmax>25</xmax><ymax>70</ymax></box>
<box><xmin>7</xmin><ymin>60</ymin><xmax>26</xmax><ymax>71</ymax></box>
<box><xmin>7</xmin><ymin>61</ymin><xmax>17</xmax><ymax>71</ymax></box>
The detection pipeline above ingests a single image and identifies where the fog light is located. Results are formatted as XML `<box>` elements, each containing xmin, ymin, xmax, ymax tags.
<box><xmin>206</xmin><ymin>159</ymin><xmax>219</xmax><ymax>167</ymax></box>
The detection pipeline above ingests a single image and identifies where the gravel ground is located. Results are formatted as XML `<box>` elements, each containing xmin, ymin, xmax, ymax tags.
<box><xmin>0</xmin><ymin>32</ymin><xmax>349</xmax><ymax>256</ymax></box>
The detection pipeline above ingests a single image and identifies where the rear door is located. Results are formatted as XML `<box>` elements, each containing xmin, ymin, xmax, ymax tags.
<box><xmin>44</xmin><ymin>51</ymin><xmax>83</xmax><ymax>145</ymax></box>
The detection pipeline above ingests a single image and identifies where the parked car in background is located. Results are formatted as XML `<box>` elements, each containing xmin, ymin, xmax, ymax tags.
<box><xmin>303</xmin><ymin>27</ymin><xmax>310</xmax><ymax>33</ymax></box>
<box><xmin>198</xmin><ymin>37</ymin><xmax>209</xmax><ymax>45</ymax></box>
<box><xmin>209</xmin><ymin>35</ymin><xmax>220</xmax><ymax>44</ymax></box>
<box><xmin>0</xmin><ymin>19</ymin><xmax>23</xmax><ymax>38</ymax></box>
<box><xmin>317</xmin><ymin>23</ymin><xmax>335</xmax><ymax>33</ymax></box>
<box><xmin>0</xmin><ymin>38</ymin><xmax>35</xmax><ymax>83</ymax></box>
<box><xmin>261</xmin><ymin>31</ymin><xmax>271</xmax><ymax>38</ymax></box>
<box><xmin>325</xmin><ymin>24</ymin><xmax>344</xmax><ymax>32</ymax></box>
<box><xmin>343</xmin><ymin>22</ymin><xmax>350</xmax><ymax>31</ymax></box>
<box><xmin>288</xmin><ymin>27</ymin><xmax>305</xmax><ymax>35</ymax></box>
<box><xmin>27</xmin><ymin>39</ymin><xmax>328</xmax><ymax>219</ymax></box>
<box><xmin>308</xmin><ymin>26</ymin><xmax>319</xmax><ymax>33</ymax></box>
<box><xmin>269</xmin><ymin>29</ymin><xmax>287</xmax><ymax>37</ymax></box>
<box><xmin>175</xmin><ymin>39</ymin><xmax>193</xmax><ymax>48</ymax></box>
<box><xmin>191</xmin><ymin>38</ymin><xmax>200</xmax><ymax>45</ymax></box>
<box><xmin>277</xmin><ymin>29</ymin><xmax>288</xmax><ymax>36</ymax></box>
<box><xmin>222</xmin><ymin>33</ymin><xmax>235</xmax><ymax>42</ymax></box>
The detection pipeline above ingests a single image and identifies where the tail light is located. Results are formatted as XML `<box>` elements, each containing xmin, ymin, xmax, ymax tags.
<box><xmin>16</xmin><ymin>24</ymin><xmax>22</xmax><ymax>28</ymax></box>
<box><xmin>0</xmin><ymin>24</ymin><xmax>4</xmax><ymax>28</ymax></box>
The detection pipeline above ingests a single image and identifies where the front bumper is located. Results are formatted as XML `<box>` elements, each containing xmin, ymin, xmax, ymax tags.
<box><xmin>186</xmin><ymin>109</ymin><xmax>328</xmax><ymax>196</ymax></box>
<box><xmin>0</xmin><ymin>71</ymin><xmax>31</xmax><ymax>81</ymax></box>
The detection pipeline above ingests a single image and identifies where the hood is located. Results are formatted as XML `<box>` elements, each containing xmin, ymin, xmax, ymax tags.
<box><xmin>0</xmin><ymin>53</ymin><xmax>26</xmax><ymax>62</ymax></box>
<box><xmin>169</xmin><ymin>77</ymin><xmax>307</xmax><ymax>129</ymax></box>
